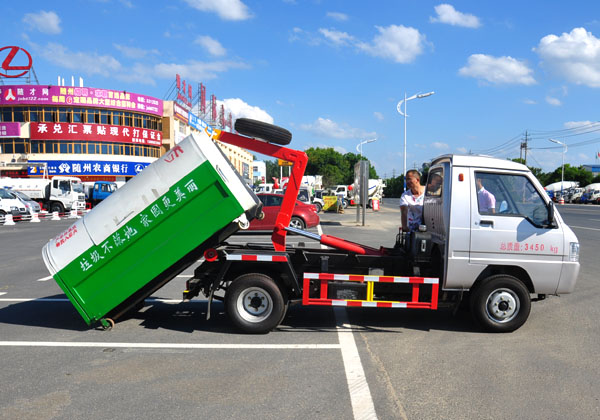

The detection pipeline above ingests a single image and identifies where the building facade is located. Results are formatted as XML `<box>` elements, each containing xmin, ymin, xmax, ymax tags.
<box><xmin>0</xmin><ymin>85</ymin><xmax>254</xmax><ymax>185</ymax></box>
<box><xmin>0</xmin><ymin>84</ymin><xmax>162</xmax><ymax>182</ymax></box>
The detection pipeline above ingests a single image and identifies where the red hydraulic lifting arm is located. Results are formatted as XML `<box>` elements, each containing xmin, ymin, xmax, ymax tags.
<box><xmin>216</xmin><ymin>130</ymin><xmax>308</xmax><ymax>252</ymax></box>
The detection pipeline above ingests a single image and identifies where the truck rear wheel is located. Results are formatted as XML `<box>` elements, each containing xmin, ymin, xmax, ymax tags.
<box><xmin>470</xmin><ymin>274</ymin><xmax>531</xmax><ymax>333</ymax></box>
<box><xmin>225</xmin><ymin>273</ymin><xmax>286</xmax><ymax>334</ymax></box>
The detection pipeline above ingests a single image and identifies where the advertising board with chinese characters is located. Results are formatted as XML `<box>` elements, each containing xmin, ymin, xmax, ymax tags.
<box><xmin>188</xmin><ymin>111</ymin><xmax>215</xmax><ymax>137</ymax></box>
<box><xmin>28</xmin><ymin>160</ymin><xmax>150</xmax><ymax>177</ymax></box>
<box><xmin>0</xmin><ymin>85</ymin><xmax>163</xmax><ymax>117</ymax></box>
<box><xmin>0</xmin><ymin>122</ymin><xmax>21</xmax><ymax>137</ymax></box>
<box><xmin>30</xmin><ymin>122</ymin><xmax>162</xmax><ymax>146</ymax></box>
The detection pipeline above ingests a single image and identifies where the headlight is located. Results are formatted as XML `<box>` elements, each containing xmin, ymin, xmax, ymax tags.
<box><xmin>569</xmin><ymin>242</ymin><xmax>579</xmax><ymax>262</ymax></box>
<box><xmin>10</xmin><ymin>206</ymin><xmax>18</xmax><ymax>211</ymax></box>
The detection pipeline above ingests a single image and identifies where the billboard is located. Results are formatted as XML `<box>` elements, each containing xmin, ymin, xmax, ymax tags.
<box><xmin>0</xmin><ymin>85</ymin><xmax>163</xmax><ymax>117</ymax></box>
<box><xmin>0</xmin><ymin>122</ymin><xmax>21</xmax><ymax>137</ymax></box>
<box><xmin>28</xmin><ymin>160</ymin><xmax>151</xmax><ymax>177</ymax></box>
<box><xmin>30</xmin><ymin>122</ymin><xmax>162</xmax><ymax>146</ymax></box>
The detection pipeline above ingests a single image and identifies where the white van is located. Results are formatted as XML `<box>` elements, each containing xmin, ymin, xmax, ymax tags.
<box><xmin>0</xmin><ymin>188</ymin><xmax>28</xmax><ymax>222</ymax></box>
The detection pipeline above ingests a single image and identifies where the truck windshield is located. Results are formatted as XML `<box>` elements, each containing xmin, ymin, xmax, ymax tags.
<box><xmin>72</xmin><ymin>182</ymin><xmax>84</xmax><ymax>193</ymax></box>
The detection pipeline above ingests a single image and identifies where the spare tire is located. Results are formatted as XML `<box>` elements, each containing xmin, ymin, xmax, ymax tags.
<box><xmin>234</xmin><ymin>118</ymin><xmax>292</xmax><ymax>145</ymax></box>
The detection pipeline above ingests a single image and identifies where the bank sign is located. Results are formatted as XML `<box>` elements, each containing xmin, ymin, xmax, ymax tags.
<box><xmin>28</xmin><ymin>160</ymin><xmax>151</xmax><ymax>176</ymax></box>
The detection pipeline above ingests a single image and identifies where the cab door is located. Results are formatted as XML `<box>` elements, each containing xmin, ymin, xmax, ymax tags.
<box><xmin>469</xmin><ymin>170</ymin><xmax>565</xmax><ymax>293</ymax></box>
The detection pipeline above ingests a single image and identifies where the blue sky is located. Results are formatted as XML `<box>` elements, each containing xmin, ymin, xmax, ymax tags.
<box><xmin>3</xmin><ymin>0</ymin><xmax>600</xmax><ymax>176</ymax></box>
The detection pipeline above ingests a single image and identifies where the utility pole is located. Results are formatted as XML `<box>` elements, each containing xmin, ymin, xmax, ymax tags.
<box><xmin>520</xmin><ymin>131</ymin><xmax>529</xmax><ymax>164</ymax></box>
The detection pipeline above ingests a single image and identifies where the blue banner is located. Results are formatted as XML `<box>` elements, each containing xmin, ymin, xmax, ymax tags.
<box><xmin>28</xmin><ymin>160</ymin><xmax>151</xmax><ymax>176</ymax></box>
<box><xmin>188</xmin><ymin>112</ymin><xmax>215</xmax><ymax>137</ymax></box>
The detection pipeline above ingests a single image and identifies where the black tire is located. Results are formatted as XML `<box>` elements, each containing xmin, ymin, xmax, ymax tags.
<box><xmin>470</xmin><ymin>274</ymin><xmax>531</xmax><ymax>333</ymax></box>
<box><xmin>225</xmin><ymin>273</ymin><xmax>286</xmax><ymax>334</ymax></box>
<box><xmin>289</xmin><ymin>216</ymin><xmax>305</xmax><ymax>230</ymax></box>
<box><xmin>314</xmin><ymin>202</ymin><xmax>322</xmax><ymax>213</ymax></box>
<box><xmin>0</xmin><ymin>210</ymin><xmax>5</xmax><ymax>223</ymax></box>
<box><xmin>50</xmin><ymin>202</ymin><xmax>64</xmax><ymax>214</ymax></box>
<box><xmin>341</xmin><ymin>198</ymin><xmax>348</xmax><ymax>209</ymax></box>
<box><xmin>368</xmin><ymin>199</ymin><xmax>373</xmax><ymax>209</ymax></box>
<box><xmin>234</xmin><ymin>118</ymin><xmax>292</xmax><ymax>145</ymax></box>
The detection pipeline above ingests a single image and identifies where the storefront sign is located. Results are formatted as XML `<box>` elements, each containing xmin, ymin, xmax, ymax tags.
<box><xmin>28</xmin><ymin>160</ymin><xmax>151</xmax><ymax>176</ymax></box>
<box><xmin>188</xmin><ymin>112</ymin><xmax>214</xmax><ymax>137</ymax></box>
<box><xmin>173</xmin><ymin>102</ymin><xmax>188</xmax><ymax>122</ymax></box>
<box><xmin>0</xmin><ymin>122</ymin><xmax>21</xmax><ymax>137</ymax></box>
<box><xmin>30</xmin><ymin>122</ymin><xmax>162</xmax><ymax>146</ymax></box>
<box><xmin>0</xmin><ymin>85</ymin><xmax>163</xmax><ymax>117</ymax></box>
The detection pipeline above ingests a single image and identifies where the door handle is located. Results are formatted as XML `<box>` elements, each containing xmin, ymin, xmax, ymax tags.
<box><xmin>480</xmin><ymin>219</ymin><xmax>494</xmax><ymax>227</ymax></box>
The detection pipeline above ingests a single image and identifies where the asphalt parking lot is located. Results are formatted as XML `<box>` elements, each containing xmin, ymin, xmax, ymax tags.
<box><xmin>0</xmin><ymin>202</ymin><xmax>599</xmax><ymax>420</ymax></box>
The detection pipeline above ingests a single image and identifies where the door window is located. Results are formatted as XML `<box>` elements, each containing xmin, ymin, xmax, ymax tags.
<box><xmin>475</xmin><ymin>172</ymin><xmax>550</xmax><ymax>227</ymax></box>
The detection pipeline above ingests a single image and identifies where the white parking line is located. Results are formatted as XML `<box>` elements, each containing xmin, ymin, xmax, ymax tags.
<box><xmin>317</xmin><ymin>224</ymin><xmax>327</xmax><ymax>249</ymax></box>
<box><xmin>0</xmin><ymin>292</ymin><xmax>6</xmax><ymax>297</ymax></box>
<box><xmin>570</xmin><ymin>225</ymin><xmax>600</xmax><ymax>231</ymax></box>
<box><xmin>335</xmin><ymin>307</ymin><xmax>378</xmax><ymax>420</ymax></box>
<box><xmin>37</xmin><ymin>275</ymin><xmax>53</xmax><ymax>282</ymax></box>
<box><xmin>0</xmin><ymin>341</ymin><xmax>341</xmax><ymax>350</ymax></box>
<box><xmin>176</xmin><ymin>274</ymin><xmax>193</xmax><ymax>278</ymax></box>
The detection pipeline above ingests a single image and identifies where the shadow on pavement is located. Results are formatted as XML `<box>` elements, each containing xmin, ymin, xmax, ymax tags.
<box><xmin>0</xmin><ymin>295</ymin><xmax>478</xmax><ymax>334</ymax></box>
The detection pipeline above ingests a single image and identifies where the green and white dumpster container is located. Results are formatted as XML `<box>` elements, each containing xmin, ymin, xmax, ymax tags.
<box><xmin>42</xmin><ymin>128</ymin><xmax>261</xmax><ymax>328</ymax></box>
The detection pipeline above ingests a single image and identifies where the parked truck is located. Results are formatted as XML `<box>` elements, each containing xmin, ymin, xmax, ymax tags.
<box><xmin>334</xmin><ymin>178</ymin><xmax>385</xmax><ymax>208</ymax></box>
<box><xmin>0</xmin><ymin>176</ymin><xmax>86</xmax><ymax>213</ymax></box>
<box><xmin>83</xmin><ymin>181</ymin><xmax>118</xmax><ymax>208</ymax></box>
<box><xmin>42</xmin><ymin>119</ymin><xmax>580</xmax><ymax>334</ymax></box>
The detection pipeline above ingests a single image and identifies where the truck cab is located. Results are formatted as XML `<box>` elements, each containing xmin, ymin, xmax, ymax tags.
<box><xmin>423</xmin><ymin>155</ymin><xmax>579</xmax><ymax>329</ymax></box>
<box><xmin>84</xmin><ymin>181</ymin><xmax>117</xmax><ymax>208</ymax></box>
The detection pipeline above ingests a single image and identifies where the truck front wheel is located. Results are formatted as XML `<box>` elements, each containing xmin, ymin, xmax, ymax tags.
<box><xmin>470</xmin><ymin>275</ymin><xmax>531</xmax><ymax>333</ymax></box>
<box><xmin>49</xmin><ymin>202</ymin><xmax>64</xmax><ymax>214</ymax></box>
<box><xmin>225</xmin><ymin>273</ymin><xmax>286</xmax><ymax>334</ymax></box>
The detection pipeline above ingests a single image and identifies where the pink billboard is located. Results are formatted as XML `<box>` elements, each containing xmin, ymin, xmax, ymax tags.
<box><xmin>0</xmin><ymin>122</ymin><xmax>21</xmax><ymax>137</ymax></box>
<box><xmin>0</xmin><ymin>85</ymin><xmax>163</xmax><ymax>117</ymax></box>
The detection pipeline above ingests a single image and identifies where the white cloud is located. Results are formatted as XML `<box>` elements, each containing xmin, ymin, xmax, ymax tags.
<box><xmin>152</xmin><ymin>60</ymin><xmax>249</xmax><ymax>81</ymax></box>
<box><xmin>327</xmin><ymin>12</ymin><xmax>348</xmax><ymax>22</ymax></box>
<box><xmin>373</xmin><ymin>112</ymin><xmax>384</xmax><ymax>121</ymax></box>
<box><xmin>456</xmin><ymin>147</ymin><xmax>468</xmax><ymax>154</ymax></box>
<box><xmin>23</xmin><ymin>11</ymin><xmax>61</xmax><ymax>34</ymax></box>
<box><xmin>34</xmin><ymin>42</ymin><xmax>121</xmax><ymax>76</ymax></box>
<box><xmin>294</xmin><ymin>24</ymin><xmax>428</xmax><ymax>63</ymax></box>
<box><xmin>319</xmin><ymin>28</ymin><xmax>355</xmax><ymax>46</ymax></box>
<box><xmin>535</xmin><ymin>27</ymin><xmax>600</xmax><ymax>87</ymax></box>
<box><xmin>459</xmin><ymin>54</ymin><xmax>536</xmax><ymax>85</ymax></box>
<box><xmin>289</xmin><ymin>27</ymin><xmax>322</xmax><ymax>46</ymax></box>
<box><xmin>183</xmin><ymin>0</ymin><xmax>252</xmax><ymax>21</ymax></box>
<box><xmin>357</xmin><ymin>25</ymin><xmax>427</xmax><ymax>63</ymax></box>
<box><xmin>523</xmin><ymin>98</ymin><xmax>537</xmax><ymax>105</ymax></box>
<box><xmin>195</xmin><ymin>35</ymin><xmax>227</xmax><ymax>56</ymax></box>
<box><xmin>220</xmin><ymin>98</ymin><xmax>273</xmax><ymax>124</ymax></box>
<box><xmin>564</xmin><ymin>120</ymin><xmax>599</xmax><ymax>130</ymax></box>
<box><xmin>300</xmin><ymin>117</ymin><xmax>376</xmax><ymax>140</ymax></box>
<box><xmin>432</xmin><ymin>141</ymin><xmax>449</xmax><ymax>150</ymax></box>
<box><xmin>114</xmin><ymin>44</ymin><xmax>158</xmax><ymax>59</ymax></box>
<box><xmin>430</xmin><ymin>4</ymin><xmax>481</xmax><ymax>28</ymax></box>
<box><xmin>546</xmin><ymin>96</ymin><xmax>562</xmax><ymax>106</ymax></box>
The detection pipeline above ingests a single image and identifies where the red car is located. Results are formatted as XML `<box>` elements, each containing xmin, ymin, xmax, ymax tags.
<box><xmin>248</xmin><ymin>193</ymin><xmax>320</xmax><ymax>231</ymax></box>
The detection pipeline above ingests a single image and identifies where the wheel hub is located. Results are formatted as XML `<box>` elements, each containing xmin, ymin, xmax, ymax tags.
<box><xmin>485</xmin><ymin>289</ymin><xmax>519</xmax><ymax>323</ymax></box>
<box><xmin>237</xmin><ymin>287</ymin><xmax>273</xmax><ymax>323</ymax></box>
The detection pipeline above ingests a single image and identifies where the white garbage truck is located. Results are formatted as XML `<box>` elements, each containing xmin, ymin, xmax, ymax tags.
<box><xmin>42</xmin><ymin>119</ymin><xmax>580</xmax><ymax>334</ymax></box>
<box><xmin>0</xmin><ymin>176</ymin><xmax>86</xmax><ymax>213</ymax></box>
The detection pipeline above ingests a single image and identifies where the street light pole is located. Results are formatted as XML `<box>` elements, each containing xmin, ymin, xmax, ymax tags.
<box><xmin>549</xmin><ymin>138</ymin><xmax>567</xmax><ymax>198</ymax></box>
<box><xmin>356</xmin><ymin>138</ymin><xmax>377</xmax><ymax>158</ymax></box>
<box><xmin>397</xmin><ymin>91</ymin><xmax>434</xmax><ymax>191</ymax></box>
